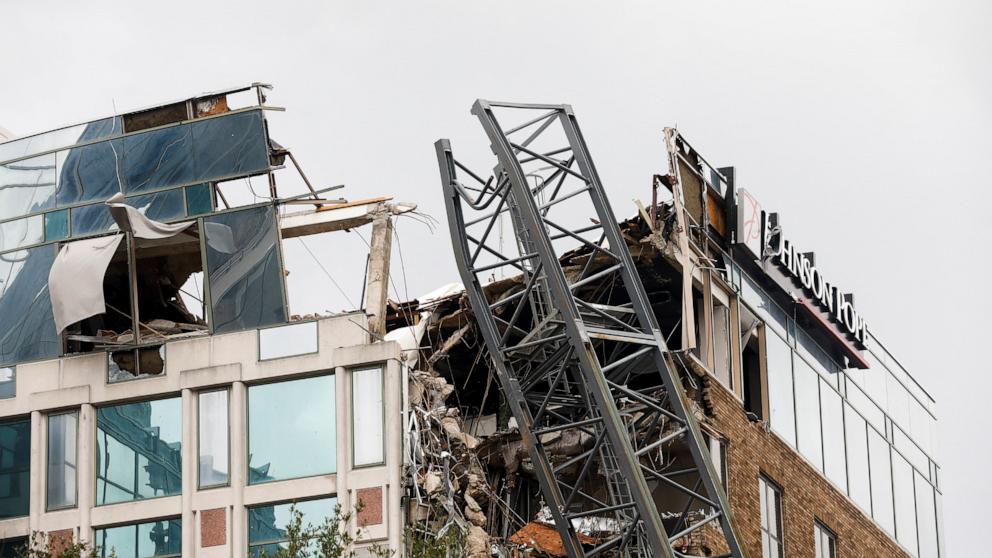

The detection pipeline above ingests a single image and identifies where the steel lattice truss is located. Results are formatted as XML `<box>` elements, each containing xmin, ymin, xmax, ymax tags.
<box><xmin>435</xmin><ymin>101</ymin><xmax>745</xmax><ymax>558</ymax></box>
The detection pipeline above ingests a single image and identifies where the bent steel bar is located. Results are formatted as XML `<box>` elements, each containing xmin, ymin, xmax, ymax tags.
<box><xmin>437</xmin><ymin>100</ymin><xmax>745</xmax><ymax>558</ymax></box>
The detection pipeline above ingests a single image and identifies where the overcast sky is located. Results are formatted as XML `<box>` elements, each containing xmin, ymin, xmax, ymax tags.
<box><xmin>3</xmin><ymin>1</ymin><xmax>989</xmax><ymax>554</ymax></box>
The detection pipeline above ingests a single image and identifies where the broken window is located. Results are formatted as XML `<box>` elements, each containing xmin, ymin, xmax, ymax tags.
<box><xmin>711</xmin><ymin>287</ymin><xmax>732</xmax><ymax>388</ymax></box>
<box><xmin>204</xmin><ymin>206</ymin><xmax>286</xmax><ymax>334</ymax></box>
<box><xmin>123</xmin><ymin>101</ymin><xmax>190</xmax><ymax>133</ymax></box>
<box><xmin>740</xmin><ymin>307</ymin><xmax>767</xmax><ymax>422</ymax></box>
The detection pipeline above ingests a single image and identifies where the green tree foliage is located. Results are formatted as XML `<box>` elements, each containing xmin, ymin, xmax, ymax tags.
<box><xmin>258</xmin><ymin>504</ymin><xmax>393</xmax><ymax>558</ymax></box>
<box><xmin>14</xmin><ymin>532</ymin><xmax>115</xmax><ymax>558</ymax></box>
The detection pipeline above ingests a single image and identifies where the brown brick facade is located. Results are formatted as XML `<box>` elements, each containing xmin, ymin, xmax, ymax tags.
<box><xmin>703</xmin><ymin>376</ymin><xmax>910</xmax><ymax>558</ymax></box>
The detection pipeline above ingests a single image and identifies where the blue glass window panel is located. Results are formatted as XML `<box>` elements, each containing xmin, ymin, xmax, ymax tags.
<box><xmin>248</xmin><ymin>497</ymin><xmax>337</xmax><ymax>556</ymax></box>
<box><xmin>94</xmin><ymin>518</ymin><xmax>181</xmax><ymax>558</ymax></box>
<box><xmin>126</xmin><ymin>190</ymin><xmax>185</xmax><ymax>223</ymax></box>
<box><xmin>0</xmin><ymin>245</ymin><xmax>59</xmax><ymax>366</ymax></box>
<box><xmin>204</xmin><ymin>206</ymin><xmax>286</xmax><ymax>333</ymax></box>
<box><xmin>122</xmin><ymin>125</ymin><xmax>193</xmax><ymax>194</ymax></box>
<box><xmin>185</xmin><ymin>183</ymin><xmax>212</xmax><ymax>216</ymax></box>
<box><xmin>70</xmin><ymin>203</ymin><xmax>116</xmax><ymax>237</ymax></box>
<box><xmin>95</xmin><ymin>397</ymin><xmax>182</xmax><ymax>505</ymax></box>
<box><xmin>44</xmin><ymin>209</ymin><xmax>69</xmax><ymax>242</ymax></box>
<box><xmin>192</xmin><ymin>111</ymin><xmax>269</xmax><ymax>180</ymax></box>
<box><xmin>248</xmin><ymin>375</ymin><xmax>335</xmax><ymax>484</ymax></box>
<box><xmin>56</xmin><ymin>139</ymin><xmax>124</xmax><ymax>207</ymax></box>
<box><xmin>0</xmin><ymin>215</ymin><xmax>43</xmax><ymax>253</ymax></box>
<box><xmin>0</xmin><ymin>153</ymin><xmax>57</xmax><ymax>221</ymax></box>
<box><xmin>0</xmin><ymin>418</ymin><xmax>30</xmax><ymax>519</ymax></box>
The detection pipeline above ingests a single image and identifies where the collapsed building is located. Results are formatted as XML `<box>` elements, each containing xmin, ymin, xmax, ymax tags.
<box><xmin>0</xmin><ymin>87</ymin><xmax>942</xmax><ymax>558</ymax></box>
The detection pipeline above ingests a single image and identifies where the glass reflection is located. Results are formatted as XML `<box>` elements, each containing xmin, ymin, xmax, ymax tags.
<box><xmin>56</xmin><ymin>139</ymin><xmax>125</xmax><ymax>207</ymax></box>
<box><xmin>843</xmin><ymin>404</ymin><xmax>872</xmax><ymax>514</ymax></box>
<box><xmin>96</xmin><ymin>397</ymin><xmax>182</xmax><ymax>505</ymax></box>
<box><xmin>868</xmin><ymin>427</ymin><xmax>895</xmax><ymax>534</ymax></box>
<box><xmin>353</xmin><ymin>367</ymin><xmax>384</xmax><ymax>466</ymax></box>
<box><xmin>0</xmin><ymin>417</ymin><xmax>30</xmax><ymax>519</ymax></box>
<box><xmin>47</xmin><ymin>412</ymin><xmax>78</xmax><ymax>510</ymax></box>
<box><xmin>766</xmin><ymin>330</ymin><xmax>796</xmax><ymax>446</ymax></box>
<box><xmin>248</xmin><ymin>375</ymin><xmax>335</xmax><ymax>484</ymax></box>
<box><xmin>94</xmin><ymin>518</ymin><xmax>181</xmax><ymax>558</ymax></box>
<box><xmin>0</xmin><ymin>215</ymin><xmax>43</xmax><ymax>253</ymax></box>
<box><xmin>0</xmin><ymin>367</ymin><xmax>13</xmax><ymax>398</ymax></box>
<box><xmin>198</xmin><ymin>389</ymin><xmax>229</xmax><ymax>488</ymax></box>
<box><xmin>793</xmin><ymin>356</ymin><xmax>823</xmax><ymax>470</ymax></box>
<box><xmin>0</xmin><ymin>117</ymin><xmax>120</xmax><ymax>166</ymax></box>
<box><xmin>0</xmin><ymin>153</ymin><xmax>56</xmax><ymax>221</ymax></box>
<box><xmin>248</xmin><ymin>497</ymin><xmax>336</xmax><ymax>558</ymax></box>
<box><xmin>0</xmin><ymin>245</ymin><xmax>59</xmax><ymax>366</ymax></box>
<box><xmin>122</xmin><ymin>125</ymin><xmax>193</xmax><ymax>194</ymax></box>
<box><xmin>191</xmin><ymin>110</ymin><xmax>269</xmax><ymax>179</ymax></box>
<box><xmin>44</xmin><ymin>209</ymin><xmax>69</xmax><ymax>242</ymax></box>
<box><xmin>70</xmin><ymin>203</ymin><xmax>116</xmax><ymax>237</ymax></box>
<box><xmin>819</xmin><ymin>380</ymin><xmax>847</xmax><ymax>490</ymax></box>
<box><xmin>204</xmin><ymin>206</ymin><xmax>286</xmax><ymax>333</ymax></box>
<box><xmin>258</xmin><ymin>321</ymin><xmax>317</xmax><ymax>360</ymax></box>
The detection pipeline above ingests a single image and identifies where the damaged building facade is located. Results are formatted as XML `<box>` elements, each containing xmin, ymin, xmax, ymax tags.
<box><xmin>0</xmin><ymin>87</ymin><xmax>942</xmax><ymax>558</ymax></box>
<box><xmin>0</xmin><ymin>85</ymin><xmax>409</xmax><ymax>557</ymax></box>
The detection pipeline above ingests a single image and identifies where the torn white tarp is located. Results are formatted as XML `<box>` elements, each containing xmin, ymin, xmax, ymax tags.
<box><xmin>49</xmin><ymin>234</ymin><xmax>124</xmax><ymax>333</ymax></box>
<box><xmin>106</xmin><ymin>192</ymin><xmax>194</xmax><ymax>239</ymax></box>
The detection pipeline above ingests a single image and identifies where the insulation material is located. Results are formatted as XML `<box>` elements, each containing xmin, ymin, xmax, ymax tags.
<box><xmin>49</xmin><ymin>234</ymin><xmax>124</xmax><ymax>333</ymax></box>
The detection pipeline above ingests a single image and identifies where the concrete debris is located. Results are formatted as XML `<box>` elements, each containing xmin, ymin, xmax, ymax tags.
<box><xmin>465</xmin><ymin>525</ymin><xmax>490</xmax><ymax>558</ymax></box>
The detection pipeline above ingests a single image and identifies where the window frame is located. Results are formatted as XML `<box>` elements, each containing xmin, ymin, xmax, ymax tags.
<box><xmin>45</xmin><ymin>409</ymin><xmax>80</xmax><ymax>511</ymax></box>
<box><xmin>351</xmin><ymin>365</ymin><xmax>386</xmax><ymax>469</ymax></box>
<box><xmin>759</xmin><ymin>475</ymin><xmax>785</xmax><ymax>558</ymax></box>
<box><xmin>246</xmin><ymin>494</ymin><xmax>338</xmax><ymax>555</ymax></box>
<box><xmin>814</xmin><ymin>520</ymin><xmax>837</xmax><ymax>558</ymax></box>
<box><xmin>197</xmin><ymin>388</ymin><xmax>231</xmax><ymax>490</ymax></box>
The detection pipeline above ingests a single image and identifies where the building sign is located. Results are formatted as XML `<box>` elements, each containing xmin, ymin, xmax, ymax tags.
<box><xmin>734</xmin><ymin>189</ymin><xmax>869</xmax><ymax>349</ymax></box>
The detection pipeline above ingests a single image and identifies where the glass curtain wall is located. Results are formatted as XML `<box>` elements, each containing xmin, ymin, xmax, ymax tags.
<box><xmin>47</xmin><ymin>411</ymin><xmax>78</xmax><ymax>510</ymax></box>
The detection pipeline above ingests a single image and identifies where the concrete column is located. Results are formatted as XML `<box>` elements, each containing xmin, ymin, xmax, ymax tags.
<box><xmin>386</xmin><ymin>359</ymin><xmax>403</xmax><ymax>552</ymax></box>
<box><xmin>78</xmin><ymin>404</ymin><xmax>95</xmax><ymax>543</ymax></box>
<box><xmin>363</xmin><ymin>214</ymin><xmax>393</xmax><ymax>339</ymax></box>
<box><xmin>181</xmin><ymin>389</ymin><xmax>195</xmax><ymax>557</ymax></box>
<box><xmin>335</xmin><ymin>367</ymin><xmax>350</xmax><ymax>515</ymax></box>
<box><xmin>29</xmin><ymin>411</ymin><xmax>43</xmax><ymax>534</ymax></box>
<box><xmin>230</xmin><ymin>381</ymin><xmax>247</xmax><ymax>558</ymax></box>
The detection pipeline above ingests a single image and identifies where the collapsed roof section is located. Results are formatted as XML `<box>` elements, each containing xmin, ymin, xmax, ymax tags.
<box><xmin>0</xmin><ymin>84</ymin><xmax>413</xmax><ymax>376</ymax></box>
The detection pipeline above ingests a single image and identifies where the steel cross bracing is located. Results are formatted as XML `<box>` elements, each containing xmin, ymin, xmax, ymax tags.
<box><xmin>435</xmin><ymin>100</ymin><xmax>745</xmax><ymax>558</ymax></box>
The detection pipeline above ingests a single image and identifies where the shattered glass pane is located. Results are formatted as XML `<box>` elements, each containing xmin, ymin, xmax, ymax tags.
<box><xmin>192</xmin><ymin>111</ymin><xmax>269</xmax><ymax>180</ymax></box>
<box><xmin>184</xmin><ymin>183</ymin><xmax>212</xmax><ymax>216</ymax></box>
<box><xmin>108</xmin><ymin>346</ymin><xmax>166</xmax><ymax>384</ymax></box>
<box><xmin>204</xmin><ymin>206</ymin><xmax>286</xmax><ymax>333</ymax></box>
<box><xmin>44</xmin><ymin>209</ymin><xmax>69</xmax><ymax>241</ymax></box>
<box><xmin>0</xmin><ymin>215</ymin><xmax>44</xmax><ymax>253</ymax></box>
<box><xmin>122</xmin><ymin>124</ymin><xmax>193</xmax><ymax>194</ymax></box>
<box><xmin>0</xmin><ymin>153</ymin><xmax>57</xmax><ymax>221</ymax></box>
<box><xmin>56</xmin><ymin>140</ymin><xmax>125</xmax><ymax>207</ymax></box>
<box><xmin>0</xmin><ymin>245</ymin><xmax>59</xmax><ymax>366</ymax></box>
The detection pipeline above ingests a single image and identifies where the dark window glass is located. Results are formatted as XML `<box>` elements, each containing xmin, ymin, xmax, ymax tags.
<box><xmin>56</xmin><ymin>139</ymin><xmax>124</xmax><ymax>207</ymax></box>
<box><xmin>0</xmin><ymin>245</ymin><xmax>59</xmax><ymax>366</ymax></box>
<box><xmin>125</xmin><ymin>190</ymin><xmax>185</xmax><ymax>223</ymax></box>
<box><xmin>192</xmin><ymin>111</ymin><xmax>269</xmax><ymax>180</ymax></box>
<box><xmin>94</xmin><ymin>518</ymin><xmax>181</xmax><ymax>558</ymax></box>
<box><xmin>44</xmin><ymin>209</ymin><xmax>69</xmax><ymax>241</ymax></box>
<box><xmin>185</xmin><ymin>183</ymin><xmax>212</xmax><ymax>216</ymax></box>
<box><xmin>204</xmin><ymin>206</ymin><xmax>286</xmax><ymax>333</ymax></box>
<box><xmin>0</xmin><ymin>536</ymin><xmax>26</xmax><ymax>558</ymax></box>
<box><xmin>248</xmin><ymin>497</ymin><xmax>336</xmax><ymax>557</ymax></box>
<box><xmin>0</xmin><ymin>418</ymin><xmax>30</xmax><ymax>519</ymax></box>
<box><xmin>95</xmin><ymin>398</ymin><xmax>182</xmax><ymax>505</ymax></box>
<box><xmin>122</xmin><ymin>125</ymin><xmax>193</xmax><ymax>194</ymax></box>
<box><xmin>248</xmin><ymin>375</ymin><xmax>335</xmax><ymax>484</ymax></box>
<box><xmin>0</xmin><ymin>153</ymin><xmax>57</xmax><ymax>221</ymax></box>
<box><xmin>70</xmin><ymin>203</ymin><xmax>116</xmax><ymax>237</ymax></box>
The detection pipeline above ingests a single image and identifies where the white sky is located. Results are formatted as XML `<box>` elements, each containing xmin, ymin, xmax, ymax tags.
<box><xmin>2</xmin><ymin>1</ymin><xmax>989</xmax><ymax>554</ymax></box>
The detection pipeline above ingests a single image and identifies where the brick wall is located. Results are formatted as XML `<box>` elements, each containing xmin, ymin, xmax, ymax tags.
<box><xmin>702</xmin><ymin>376</ymin><xmax>910</xmax><ymax>558</ymax></box>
